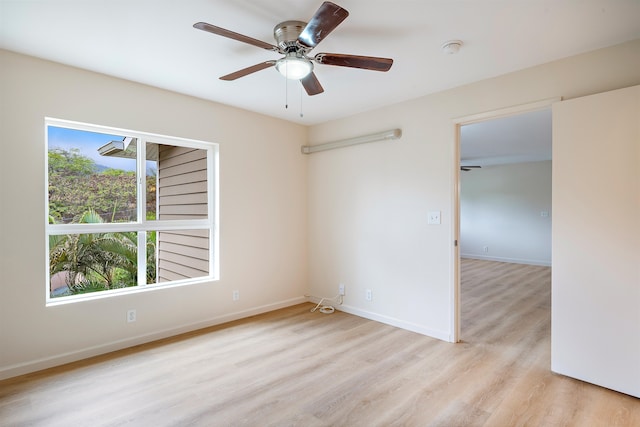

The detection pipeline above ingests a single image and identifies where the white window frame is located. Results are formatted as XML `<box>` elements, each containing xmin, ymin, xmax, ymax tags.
<box><xmin>45</xmin><ymin>117</ymin><xmax>219</xmax><ymax>305</ymax></box>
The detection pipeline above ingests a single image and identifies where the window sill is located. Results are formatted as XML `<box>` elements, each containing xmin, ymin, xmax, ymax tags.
<box><xmin>46</xmin><ymin>276</ymin><xmax>219</xmax><ymax>307</ymax></box>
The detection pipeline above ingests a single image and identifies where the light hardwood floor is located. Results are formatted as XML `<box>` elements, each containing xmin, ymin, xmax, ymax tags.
<box><xmin>1</xmin><ymin>259</ymin><xmax>639</xmax><ymax>426</ymax></box>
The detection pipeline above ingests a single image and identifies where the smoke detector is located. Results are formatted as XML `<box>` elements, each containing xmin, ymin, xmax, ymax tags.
<box><xmin>441</xmin><ymin>40</ymin><xmax>463</xmax><ymax>54</ymax></box>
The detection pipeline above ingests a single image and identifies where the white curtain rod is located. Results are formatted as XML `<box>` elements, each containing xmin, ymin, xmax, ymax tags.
<box><xmin>301</xmin><ymin>128</ymin><xmax>402</xmax><ymax>154</ymax></box>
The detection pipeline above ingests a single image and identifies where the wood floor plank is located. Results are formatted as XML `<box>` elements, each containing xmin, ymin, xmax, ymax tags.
<box><xmin>1</xmin><ymin>259</ymin><xmax>639</xmax><ymax>426</ymax></box>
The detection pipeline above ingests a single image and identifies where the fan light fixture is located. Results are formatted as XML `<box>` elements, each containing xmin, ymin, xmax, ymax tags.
<box><xmin>275</xmin><ymin>54</ymin><xmax>313</xmax><ymax>80</ymax></box>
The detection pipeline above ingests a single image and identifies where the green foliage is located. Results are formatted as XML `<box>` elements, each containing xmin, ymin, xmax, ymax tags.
<box><xmin>47</xmin><ymin>148</ymin><xmax>155</xmax><ymax>223</ymax></box>
<box><xmin>48</xmin><ymin>148</ymin><xmax>159</xmax><ymax>297</ymax></box>
<box><xmin>49</xmin><ymin>210</ymin><xmax>157</xmax><ymax>298</ymax></box>
<box><xmin>49</xmin><ymin>171</ymin><xmax>137</xmax><ymax>223</ymax></box>
<box><xmin>102</xmin><ymin>168</ymin><xmax>134</xmax><ymax>177</ymax></box>
<box><xmin>48</xmin><ymin>147</ymin><xmax>96</xmax><ymax>176</ymax></box>
<box><xmin>49</xmin><ymin>210</ymin><xmax>136</xmax><ymax>296</ymax></box>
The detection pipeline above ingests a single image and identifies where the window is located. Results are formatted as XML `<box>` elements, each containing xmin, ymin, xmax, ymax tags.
<box><xmin>46</xmin><ymin>118</ymin><xmax>218</xmax><ymax>303</ymax></box>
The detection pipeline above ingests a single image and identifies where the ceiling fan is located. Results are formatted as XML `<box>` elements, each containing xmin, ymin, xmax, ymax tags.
<box><xmin>193</xmin><ymin>1</ymin><xmax>393</xmax><ymax>96</ymax></box>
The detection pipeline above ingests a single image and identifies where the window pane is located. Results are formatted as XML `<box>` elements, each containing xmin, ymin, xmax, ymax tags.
<box><xmin>145</xmin><ymin>142</ymin><xmax>158</xmax><ymax>220</ymax></box>
<box><xmin>46</xmin><ymin>120</ymin><xmax>217</xmax><ymax>302</ymax></box>
<box><xmin>153</xmin><ymin>229</ymin><xmax>210</xmax><ymax>283</ymax></box>
<box><xmin>148</xmin><ymin>142</ymin><xmax>209</xmax><ymax>220</ymax></box>
<box><xmin>48</xmin><ymin>126</ymin><xmax>137</xmax><ymax>224</ymax></box>
<box><xmin>49</xmin><ymin>232</ymin><xmax>139</xmax><ymax>298</ymax></box>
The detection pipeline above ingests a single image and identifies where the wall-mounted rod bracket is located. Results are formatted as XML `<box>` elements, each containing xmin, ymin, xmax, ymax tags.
<box><xmin>301</xmin><ymin>128</ymin><xmax>402</xmax><ymax>154</ymax></box>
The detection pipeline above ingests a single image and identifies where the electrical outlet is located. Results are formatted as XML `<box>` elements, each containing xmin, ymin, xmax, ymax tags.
<box><xmin>428</xmin><ymin>211</ymin><xmax>441</xmax><ymax>225</ymax></box>
<box><xmin>127</xmin><ymin>309</ymin><xmax>136</xmax><ymax>323</ymax></box>
<box><xmin>366</xmin><ymin>289</ymin><xmax>372</xmax><ymax>301</ymax></box>
<box><xmin>339</xmin><ymin>283</ymin><xmax>345</xmax><ymax>296</ymax></box>
<box><xmin>232</xmin><ymin>290</ymin><xmax>240</xmax><ymax>301</ymax></box>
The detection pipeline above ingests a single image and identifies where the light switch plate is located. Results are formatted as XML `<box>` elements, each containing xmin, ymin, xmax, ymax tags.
<box><xmin>428</xmin><ymin>211</ymin><xmax>441</xmax><ymax>225</ymax></box>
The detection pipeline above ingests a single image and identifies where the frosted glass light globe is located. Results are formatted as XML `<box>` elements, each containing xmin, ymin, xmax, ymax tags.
<box><xmin>275</xmin><ymin>56</ymin><xmax>313</xmax><ymax>80</ymax></box>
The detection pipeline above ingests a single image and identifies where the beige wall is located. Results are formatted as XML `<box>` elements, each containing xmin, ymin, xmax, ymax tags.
<box><xmin>2</xmin><ymin>39</ymin><xmax>640</xmax><ymax>379</ymax></box>
<box><xmin>0</xmin><ymin>49</ymin><xmax>308</xmax><ymax>379</ymax></box>
<box><xmin>307</xmin><ymin>39</ymin><xmax>640</xmax><ymax>341</ymax></box>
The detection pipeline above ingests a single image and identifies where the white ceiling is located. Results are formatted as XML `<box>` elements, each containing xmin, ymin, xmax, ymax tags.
<box><xmin>1</xmin><ymin>1</ymin><xmax>639</xmax><ymax>127</ymax></box>
<box><xmin>460</xmin><ymin>108</ymin><xmax>552</xmax><ymax>167</ymax></box>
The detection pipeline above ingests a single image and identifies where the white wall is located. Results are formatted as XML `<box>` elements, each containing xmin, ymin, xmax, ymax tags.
<box><xmin>307</xmin><ymin>39</ymin><xmax>640</xmax><ymax>342</ymax></box>
<box><xmin>460</xmin><ymin>161</ymin><xmax>552</xmax><ymax>266</ymax></box>
<box><xmin>0</xmin><ymin>50</ymin><xmax>308</xmax><ymax>379</ymax></box>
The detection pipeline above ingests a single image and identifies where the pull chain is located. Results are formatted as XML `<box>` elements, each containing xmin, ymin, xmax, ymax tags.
<box><xmin>300</xmin><ymin>86</ymin><xmax>304</xmax><ymax>118</ymax></box>
<box><xmin>284</xmin><ymin>65</ymin><xmax>289</xmax><ymax>109</ymax></box>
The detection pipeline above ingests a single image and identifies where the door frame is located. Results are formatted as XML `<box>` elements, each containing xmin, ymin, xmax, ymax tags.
<box><xmin>450</xmin><ymin>97</ymin><xmax>561</xmax><ymax>343</ymax></box>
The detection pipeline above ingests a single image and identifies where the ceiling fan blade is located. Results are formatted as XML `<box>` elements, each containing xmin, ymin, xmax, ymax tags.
<box><xmin>297</xmin><ymin>2</ymin><xmax>349</xmax><ymax>49</ymax></box>
<box><xmin>194</xmin><ymin>22</ymin><xmax>279</xmax><ymax>52</ymax></box>
<box><xmin>314</xmin><ymin>53</ymin><xmax>393</xmax><ymax>71</ymax></box>
<box><xmin>301</xmin><ymin>72</ymin><xmax>324</xmax><ymax>96</ymax></box>
<box><xmin>220</xmin><ymin>61</ymin><xmax>275</xmax><ymax>81</ymax></box>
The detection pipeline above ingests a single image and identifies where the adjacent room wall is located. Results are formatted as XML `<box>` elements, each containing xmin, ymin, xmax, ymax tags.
<box><xmin>0</xmin><ymin>49</ymin><xmax>308</xmax><ymax>379</ymax></box>
<box><xmin>307</xmin><ymin>39</ymin><xmax>640</xmax><ymax>341</ymax></box>
<box><xmin>460</xmin><ymin>161</ymin><xmax>552</xmax><ymax>266</ymax></box>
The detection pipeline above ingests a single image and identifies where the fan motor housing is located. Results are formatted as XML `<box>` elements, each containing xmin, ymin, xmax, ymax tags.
<box><xmin>274</xmin><ymin>20</ymin><xmax>307</xmax><ymax>51</ymax></box>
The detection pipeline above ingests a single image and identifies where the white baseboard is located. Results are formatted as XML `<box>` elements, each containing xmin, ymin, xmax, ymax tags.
<box><xmin>337</xmin><ymin>304</ymin><xmax>452</xmax><ymax>342</ymax></box>
<box><xmin>306</xmin><ymin>296</ymin><xmax>452</xmax><ymax>342</ymax></box>
<box><xmin>460</xmin><ymin>253</ymin><xmax>551</xmax><ymax>267</ymax></box>
<box><xmin>0</xmin><ymin>296</ymin><xmax>306</xmax><ymax>381</ymax></box>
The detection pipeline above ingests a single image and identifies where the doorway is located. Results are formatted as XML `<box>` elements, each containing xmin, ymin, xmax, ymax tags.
<box><xmin>452</xmin><ymin>99</ymin><xmax>557</xmax><ymax>342</ymax></box>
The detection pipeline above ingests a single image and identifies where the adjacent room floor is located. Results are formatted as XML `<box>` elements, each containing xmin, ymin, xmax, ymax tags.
<box><xmin>1</xmin><ymin>259</ymin><xmax>638</xmax><ymax>426</ymax></box>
